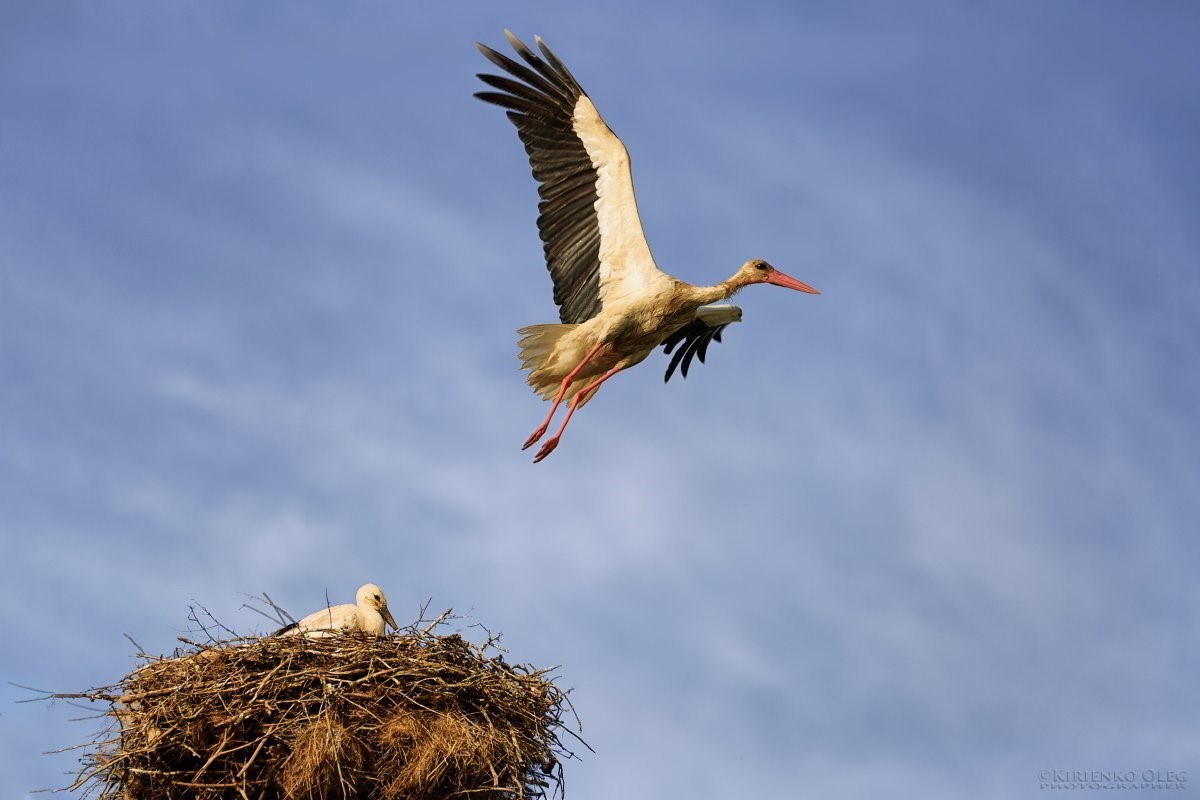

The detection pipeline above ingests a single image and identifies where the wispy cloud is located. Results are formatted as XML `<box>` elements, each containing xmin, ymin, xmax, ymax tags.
<box><xmin>3</xmin><ymin>3</ymin><xmax>1197</xmax><ymax>798</ymax></box>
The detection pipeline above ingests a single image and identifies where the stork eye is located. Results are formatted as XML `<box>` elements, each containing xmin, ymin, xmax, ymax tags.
<box><xmin>755</xmin><ymin>262</ymin><xmax>768</xmax><ymax>270</ymax></box>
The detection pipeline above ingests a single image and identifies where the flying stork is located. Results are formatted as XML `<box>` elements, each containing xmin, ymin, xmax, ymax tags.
<box><xmin>476</xmin><ymin>31</ymin><xmax>819</xmax><ymax>462</ymax></box>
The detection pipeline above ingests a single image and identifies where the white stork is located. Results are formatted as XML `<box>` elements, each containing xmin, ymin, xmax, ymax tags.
<box><xmin>476</xmin><ymin>31</ymin><xmax>819</xmax><ymax>462</ymax></box>
<box><xmin>276</xmin><ymin>583</ymin><xmax>398</xmax><ymax>638</ymax></box>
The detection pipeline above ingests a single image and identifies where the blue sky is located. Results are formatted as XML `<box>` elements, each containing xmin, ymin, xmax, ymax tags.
<box><xmin>2</xmin><ymin>2</ymin><xmax>1198</xmax><ymax>798</ymax></box>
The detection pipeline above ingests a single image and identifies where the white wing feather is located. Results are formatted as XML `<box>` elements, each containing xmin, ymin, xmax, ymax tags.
<box><xmin>571</xmin><ymin>95</ymin><xmax>674</xmax><ymax>309</ymax></box>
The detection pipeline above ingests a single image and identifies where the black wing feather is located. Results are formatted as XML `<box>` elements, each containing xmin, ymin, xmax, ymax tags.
<box><xmin>476</xmin><ymin>32</ymin><xmax>603</xmax><ymax>324</ymax></box>
<box><xmin>661</xmin><ymin>319</ymin><xmax>731</xmax><ymax>382</ymax></box>
<box><xmin>477</xmin><ymin>43</ymin><xmax>571</xmax><ymax>105</ymax></box>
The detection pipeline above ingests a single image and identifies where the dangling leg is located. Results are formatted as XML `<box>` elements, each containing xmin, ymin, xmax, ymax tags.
<box><xmin>533</xmin><ymin>363</ymin><xmax>623</xmax><ymax>463</ymax></box>
<box><xmin>523</xmin><ymin>342</ymin><xmax>605</xmax><ymax>450</ymax></box>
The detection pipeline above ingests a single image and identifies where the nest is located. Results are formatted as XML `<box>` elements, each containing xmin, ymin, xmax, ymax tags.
<box><xmin>60</xmin><ymin>611</ymin><xmax>582</xmax><ymax>800</ymax></box>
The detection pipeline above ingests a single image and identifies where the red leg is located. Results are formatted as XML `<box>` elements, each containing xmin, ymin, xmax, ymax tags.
<box><xmin>533</xmin><ymin>363</ymin><xmax>623</xmax><ymax>463</ymax></box>
<box><xmin>523</xmin><ymin>342</ymin><xmax>605</xmax><ymax>450</ymax></box>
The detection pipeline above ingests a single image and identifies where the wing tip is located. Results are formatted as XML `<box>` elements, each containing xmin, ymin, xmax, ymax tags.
<box><xmin>660</xmin><ymin>316</ymin><xmax>736</xmax><ymax>382</ymax></box>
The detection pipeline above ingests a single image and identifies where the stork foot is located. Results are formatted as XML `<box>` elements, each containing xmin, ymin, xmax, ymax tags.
<box><xmin>522</xmin><ymin>425</ymin><xmax>549</xmax><ymax>450</ymax></box>
<box><xmin>533</xmin><ymin>435</ymin><xmax>561</xmax><ymax>463</ymax></box>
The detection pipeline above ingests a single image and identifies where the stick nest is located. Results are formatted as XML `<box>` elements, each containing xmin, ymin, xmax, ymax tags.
<box><xmin>62</xmin><ymin>612</ymin><xmax>580</xmax><ymax>800</ymax></box>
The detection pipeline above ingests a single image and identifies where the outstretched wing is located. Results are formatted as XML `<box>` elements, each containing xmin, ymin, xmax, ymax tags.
<box><xmin>475</xmin><ymin>31</ymin><xmax>672</xmax><ymax>325</ymax></box>
<box><xmin>660</xmin><ymin>304</ymin><xmax>743</xmax><ymax>382</ymax></box>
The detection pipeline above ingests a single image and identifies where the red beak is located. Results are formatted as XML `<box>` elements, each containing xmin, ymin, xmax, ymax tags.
<box><xmin>765</xmin><ymin>268</ymin><xmax>820</xmax><ymax>294</ymax></box>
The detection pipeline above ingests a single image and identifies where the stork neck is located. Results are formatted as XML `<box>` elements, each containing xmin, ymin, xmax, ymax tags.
<box><xmin>687</xmin><ymin>281</ymin><xmax>737</xmax><ymax>306</ymax></box>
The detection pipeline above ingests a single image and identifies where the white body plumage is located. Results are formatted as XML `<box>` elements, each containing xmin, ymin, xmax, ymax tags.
<box><xmin>278</xmin><ymin>583</ymin><xmax>398</xmax><ymax>638</ymax></box>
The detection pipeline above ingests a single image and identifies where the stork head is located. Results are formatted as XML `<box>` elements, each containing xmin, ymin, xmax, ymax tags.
<box><xmin>735</xmin><ymin>259</ymin><xmax>820</xmax><ymax>294</ymax></box>
<box><xmin>356</xmin><ymin>583</ymin><xmax>399</xmax><ymax>632</ymax></box>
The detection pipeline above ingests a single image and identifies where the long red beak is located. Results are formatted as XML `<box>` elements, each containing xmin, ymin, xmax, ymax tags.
<box><xmin>765</xmin><ymin>268</ymin><xmax>820</xmax><ymax>294</ymax></box>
